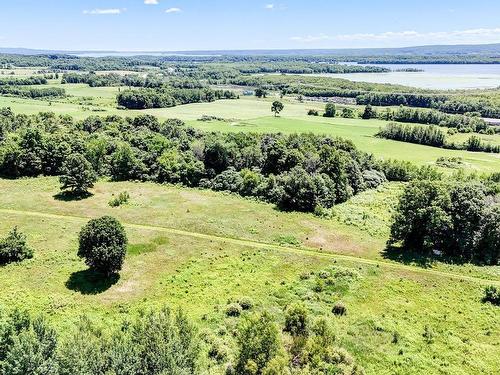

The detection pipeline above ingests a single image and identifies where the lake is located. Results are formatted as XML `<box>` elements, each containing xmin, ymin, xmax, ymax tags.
<box><xmin>317</xmin><ymin>64</ymin><xmax>500</xmax><ymax>90</ymax></box>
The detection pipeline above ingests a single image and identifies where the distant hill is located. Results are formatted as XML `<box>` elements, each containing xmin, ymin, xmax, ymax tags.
<box><xmin>1</xmin><ymin>43</ymin><xmax>500</xmax><ymax>57</ymax></box>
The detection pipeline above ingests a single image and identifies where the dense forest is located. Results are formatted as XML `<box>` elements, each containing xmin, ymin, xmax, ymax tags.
<box><xmin>0</xmin><ymin>108</ymin><xmax>440</xmax><ymax>213</ymax></box>
<box><xmin>117</xmin><ymin>87</ymin><xmax>237</xmax><ymax>109</ymax></box>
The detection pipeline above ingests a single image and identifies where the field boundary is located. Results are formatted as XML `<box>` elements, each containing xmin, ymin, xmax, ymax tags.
<box><xmin>1</xmin><ymin>208</ymin><xmax>498</xmax><ymax>286</ymax></box>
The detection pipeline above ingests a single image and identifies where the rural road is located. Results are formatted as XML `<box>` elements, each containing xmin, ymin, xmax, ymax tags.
<box><xmin>1</xmin><ymin>208</ymin><xmax>498</xmax><ymax>286</ymax></box>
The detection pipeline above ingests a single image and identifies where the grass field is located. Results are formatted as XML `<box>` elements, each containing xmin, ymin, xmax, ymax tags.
<box><xmin>1</xmin><ymin>87</ymin><xmax>498</xmax><ymax>172</ymax></box>
<box><xmin>0</xmin><ymin>177</ymin><xmax>498</xmax><ymax>374</ymax></box>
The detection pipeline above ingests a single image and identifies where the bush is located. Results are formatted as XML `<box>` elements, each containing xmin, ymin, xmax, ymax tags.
<box><xmin>225</xmin><ymin>303</ymin><xmax>242</xmax><ymax>317</ymax></box>
<box><xmin>284</xmin><ymin>303</ymin><xmax>309</xmax><ymax>336</ymax></box>
<box><xmin>238</xmin><ymin>297</ymin><xmax>254</xmax><ymax>311</ymax></box>
<box><xmin>78</xmin><ymin>216</ymin><xmax>128</xmax><ymax>275</ymax></box>
<box><xmin>108</xmin><ymin>191</ymin><xmax>130</xmax><ymax>207</ymax></box>
<box><xmin>307</xmin><ymin>109</ymin><xmax>319</xmax><ymax>116</ymax></box>
<box><xmin>59</xmin><ymin>153</ymin><xmax>97</xmax><ymax>195</ymax></box>
<box><xmin>332</xmin><ymin>302</ymin><xmax>347</xmax><ymax>316</ymax></box>
<box><xmin>0</xmin><ymin>227</ymin><xmax>33</xmax><ymax>265</ymax></box>
<box><xmin>482</xmin><ymin>286</ymin><xmax>500</xmax><ymax>306</ymax></box>
<box><xmin>362</xmin><ymin>169</ymin><xmax>387</xmax><ymax>189</ymax></box>
<box><xmin>323</xmin><ymin>103</ymin><xmax>336</xmax><ymax>117</ymax></box>
<box><xmin>236</xmin><ymin>312</ymin><xmax>283</xmax><ymax>374</ymax></box>
<box><xmin>361</xmin><ymin>104</ymin><xmax>377</xmax><ymax>119</ymax></box>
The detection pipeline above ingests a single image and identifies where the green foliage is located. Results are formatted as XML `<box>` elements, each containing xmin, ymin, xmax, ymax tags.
<box><xmin>1</xmin><ymin>317</ymin><xmax>58</xmax><ymax>375</ymax></box>
<box><xmin>59</xmin><ymin>153</ymin><xmax>97</xmax><ymax>195</ymax></box>
<box><xmin>307</xmin><ymin>109</ymin><xmax>319</xmax><ymax>116</ymax></box>
<box><xmin>117</xmin><ymin>87</ymin><xmax>237</xmax><ymax>109</ymax></box>
<box><xmin>254</xmin><ymin>88</ymin><xmax>267</xmax><ymax>98</ymax></box>
<box><xmin>482</xmin><ymin>286</ymin><xmax>500</xmax><ymax>306</ymax></box>
<box><xmin>225</xmin><ymin>303</ymin><xmax>242</xmax><ymax>317</ymax></box>
<box><xmin>78</xmin><ymin>216</ymin><xmax>128</xmax><ymax>275</ymax></box>
<box><xmin>332</xmin><ymin>302</ymin><xmax>347</xmax><ymax>316</ymax></box>
<box><xmin>284</xmin><ymin>303</ymin><xmax>309</xmax><ymax>336</ymax></box>
<box><xmin>236</xmin><ymin>312</ymin><xmax>283</xmax><ymax>375</ymax></box>
<box><xmin>323</xmin><ymin>103</ymin><xmax>336</xmax><ymax>118</ymax></box>
<box><xmin>238</xmin><ymin>297</ymin><xmax>254</xmax><ymax>311</ymax></box>
<box><xmin>0</xmin><ymin>227</ymin><xmax>33</xmax><ymax>265</ymax></box>
<box><xmin>377</xmin><ymin>123</ymin><xmax>446</xmax><ymax>148</ymax></box>
<box><xmin>361</xmin><ymin>105</ymin><xmax>377</xmax><ymax>120</ymax></box>
<box><xmin>108</xmin><ymin>191</ymin><xmax>130</xmax><ymax>207</ymax></box>
<box><xmin>0</xmin><ymin>307</ymin><xmax>199</xmax><ymax>375</ymax></box>
<box><xmin>389</xmin><ymin>180</ymin><xmax>499</xmax><ymax>264</ymax></box>
<box><xmin>271</xmin><ymin>101</ymin><xmax>284</xmax><ymax>117</ymax></box>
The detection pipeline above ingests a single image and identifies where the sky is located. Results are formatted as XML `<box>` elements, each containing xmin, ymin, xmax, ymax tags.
<box><xmin>1</xmin><ymin>0</ymin><xmax>500</xmax><ymax>51</ymax></box>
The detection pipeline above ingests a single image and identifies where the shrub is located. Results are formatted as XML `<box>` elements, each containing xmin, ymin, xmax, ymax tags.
<box><xmin>284</xmin><ymin>303</ymin><xmax>309</xmax><ymax>336</ymax></box>
<box><xmin>482</xmin><ymin>286</ymin><xmax>500</xmax><ymax>306</ymax></box>
<box><xmin>323</xmin><ymin>103</ymin><xmax>336</xmax><ymax>117</ymax></box>
<box><xmin>341</xmin><ymin>107</ymin><xmax>357</xmax><ymax>118</ymax></box>
<box><xmin>307</xmin><ymin>109</ymin><xmax>319</xmax><ymax>116</ymax></box>
<box><xmin>238</xmin><ymin>297</ymin><xmax>254</xmax><ymax>311</ymax></box>
<box><xmin>332</xmin><ymin>302</ymin><xmax>347</xmax><ymax>316</ymax></box>
<box><xmin>362</xmin><ymin>169</ymin><xmax>387</xmax><ymax>189</ymax></box>
<box><xmin>108</xmin><ymin>191</ymin><xmax>130</xmax><ymax>207</ymax></box>
<box><xmin>59</xmin><ymin>153</ymin><xmax>97</xmax><ymax>195</ymax></box>
<box><xmin>0</xmin><ymin>227</ymin><xmax>33</xmax><ymax>265</ymax></box>
<box><xmin>225</xmin><ymin>303</ymin><xmax>242</xmax><ymax>317</ymax></box>
<box><xmin>78</xmin><ymin>216</ymin><xmax>128</xmax><ymax>275</ymax></box>
<box><xmin>236</xmin><ymin>312</ymin><xmax>283</xmax><ymax>374</ymax></box>
<box><xmin>361</xmin><ymin>104</ymin><xmax>377</xmax><ymax>119</ymax></box>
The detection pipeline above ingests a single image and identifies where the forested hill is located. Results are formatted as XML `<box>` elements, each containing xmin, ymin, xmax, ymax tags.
<box><xmin>1</xmin><ymin>42</ymin><xmax>500</xmax><ymax>57</ymax></box>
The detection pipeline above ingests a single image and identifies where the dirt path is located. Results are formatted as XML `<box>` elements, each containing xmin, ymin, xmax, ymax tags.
<box><xmin>1</xmin><ymin>208</ymin><xmax>498</xmax><ymax>286</ymax></box>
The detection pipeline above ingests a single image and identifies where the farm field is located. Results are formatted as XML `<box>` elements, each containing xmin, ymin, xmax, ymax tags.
<box><xmin>0</xmin><ymin>177</ymin><xmax>499</xmax><ymax>374</ymax></box>
<box><xmin>0</xmin><ymin>89</ymin><xmax>498</xmax><ymax>172</ymax></box>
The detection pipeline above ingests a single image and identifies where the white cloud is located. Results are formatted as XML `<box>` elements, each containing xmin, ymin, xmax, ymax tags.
<box><xmin>265</xmin><ymin>4</ymin><xmax>274</xmax><ymax>9</ymax></box>
<box><xmin>83</xmin><ymin>8</ymin><xmax>124</xmax><ymax>15</ymax></box>
<box><xmin>290</xmin><ymin>27</ymin><xmax>500</xmax><ymax>46</ymax></box>
<box><xmin>165</xmin><ymin>7</ymin><xmax>181</xmax><ymax>13</ymax></box>
<box><xmin>144</xmin><ymin>0</ymin><xmax>159</xmax><ymax>4</ymax></box>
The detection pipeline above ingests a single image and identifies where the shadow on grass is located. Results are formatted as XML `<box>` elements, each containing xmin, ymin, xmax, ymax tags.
<box><xmin>382</xmin><ymin>245</ymin><xmax>435</xmax><ymax>269</ymax></box>
<box><xmin>53</xmin><ymin>191</ymin><xmax>93</xmax><ymax>202</ymax></box>
<box><xmin>66</xmin><ymin>269</ymin><xmax>119</xmax><ymax>295</ymax></box>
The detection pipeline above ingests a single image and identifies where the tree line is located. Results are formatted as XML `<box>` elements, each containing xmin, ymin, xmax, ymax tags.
<box><xmin>116</xmin><ymin>87</ymin><xmax>237</xmax><ymax>109</ymax></box>
<box><xmin>376</xmin><ymin>122</ymin><xmax>499</xmax><ymax>153</ymax></box>
<box><xmin>0</xmin><ymin>86</ymin><xmax>65</xmax><ymax>99</ymax></box>
<box><xmin>0</xmin><ymin>76</ymin><xmax>47</xmax><ymax>86</ymax></box>
<box><xmin>0</xmin><ymin>109</ymin><xmax>438</xmax><ymax>213</ymax></box>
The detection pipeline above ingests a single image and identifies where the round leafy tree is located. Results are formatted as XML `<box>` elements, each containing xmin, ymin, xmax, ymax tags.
<box><xmin>271</xmin><ymin>101</ymin><xmax>284</xmax><ymax>117</ymax></box>
<box><xmin>59</xmin><ymin>153</ymin><xmax>97</xmax><ymax>195</ymax></box>
<box><xmin>78</xmin><ymin>216</ymin><xmax>128</xmax><ymax>275</ymax></box>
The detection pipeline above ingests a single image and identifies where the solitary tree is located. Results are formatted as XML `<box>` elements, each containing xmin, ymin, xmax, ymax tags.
<box><xmin>271</xmin><ymin>101</ymin><xmax>284</xmax><ymax>117</ymax></box>
<box><xmin>59</xmin><ymin>153</ymin><xmax>97</xmax><ymax>195</ymax></box>
<box><xmin>78</xmin><ymin>216</ymin><xmax>128</xmax><ymax>276</ymax></box>
<box><xmin>361</xmin><ymin>104</ymin><xmax>377</xmax><ymax>119</ymax></box>
<box><xmin>324</xmin><ymin>103</ymin><xmax>336</xmax><ymax>118</ymax></box>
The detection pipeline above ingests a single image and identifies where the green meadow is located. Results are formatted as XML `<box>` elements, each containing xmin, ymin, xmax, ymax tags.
<box><xmin>0</xmin><ymin>177</ymin><xmax>498</xmax><ymax>374</ymax></box>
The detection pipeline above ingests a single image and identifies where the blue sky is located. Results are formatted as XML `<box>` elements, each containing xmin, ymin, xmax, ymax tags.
<box><xmin>1</xmin><ymin>0</ymin><xmax>500</xmax><ymax>51</ymax></box>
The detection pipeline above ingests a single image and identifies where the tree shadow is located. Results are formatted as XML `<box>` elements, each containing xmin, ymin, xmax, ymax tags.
<box><xmin>53</xmin><ymin>191</ymin><xmax>93</xmax><ymax>202</ymax></box>
<box><xmin>381</xmin><ymin>245</ymin><xmax>435</xmax><ymax>269</ymax></box>
<box><xmin>66</xmin><ymin>269</ymin><xmax>119</xmax><ymax>295</ymax></box>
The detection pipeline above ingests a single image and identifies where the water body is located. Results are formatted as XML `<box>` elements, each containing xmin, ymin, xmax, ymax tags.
<box><xmin>317</xmin><ymin>64</ymin><xmax>500</xmax><ymax>90</ymax></box>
